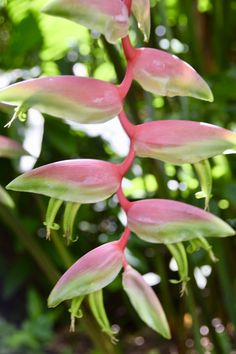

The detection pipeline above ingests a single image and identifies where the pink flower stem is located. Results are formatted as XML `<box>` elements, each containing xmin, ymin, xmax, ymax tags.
<box><xmin>118</xmin><ymin>142</ymin><xmax>135</xmax><ymax>175</ymax></box>
<box><xmin>118</xmin><ymin>110</ymin><xmax>135</xmax><ymax>137</ymax></box>
<box><xmin>122</xmin><ymin>36</ymin><xmax>136</xmax><ymax>62</ymax></box>
<box><xmin>124</xmin><ymin>0</ymin><xmax>132</xmax><ymax>14</ymax></box>
<box><xmin>116</xmin><ymin>185</ymin><xmax>131</xmax><ymax>211</ymax></box>
<box><xmin>118</xmin><ymin>63</ymin><xmax>134</xmax><ymax>99</ymax></box>
<box><xmin>118</xmin><ymin>227</ymin><xmax>131</xmax><ymax>250</ymax></box>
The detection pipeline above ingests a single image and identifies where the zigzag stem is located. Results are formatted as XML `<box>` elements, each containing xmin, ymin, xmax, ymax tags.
<box><xmin>124</xmin><ymin>0</ymin><xmax>132</xmax><ymax>15</ymax></box>
<box><xmin>118</xmin><ymin>110</ymin><xmax>135</xmax><ymax>137</ymax></box>
<box><xmin>117</xmin><ymin>63</ymin><xmax>134</xmax><ymax>98</ymax></box>
<box><xmin>118</xmin><ymin>227</ymin><xmax>131</xmax><ymax>250</ymax></box>
<box><xmin>122</xmin><ymin>36</ymin><xmax>136</xmax><ymax>62</ymax></box>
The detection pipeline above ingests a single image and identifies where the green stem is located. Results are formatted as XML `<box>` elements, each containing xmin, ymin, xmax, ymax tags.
<box><xmin>50</xmin><ymin>230</ymin><xmax>74</xmax><ymax>268</ymax></box>
<box><xmin>185</xmin><ymin>285</ymin><xmax>205</xmax><ymax>354</ymax></box>
<box><xmin>0</xmin><ymin>204</ymin><xmax>60</xmax><ymax>283</ymax></box>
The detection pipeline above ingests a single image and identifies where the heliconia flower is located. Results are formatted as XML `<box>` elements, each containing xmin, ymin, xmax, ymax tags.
<box><xmin>0</xmin><ymin>135</ymin><xmax>27</xmax><ymax>158</ymax></box>
<box><xmin>0</xmin><ymin>76</ymin><xmax>123</xmax><ymax>126</ymax></box>
<box><xmin>6</xmin><ymin>159</ymin><xmax>122</xmax><ymax>203</ymax></box>
<box><xmin>133</xmin><ymin>120</ymin><xmax>236</xmax><ymax>164</ymax></box>
<box><xmin>131</xmin><ymin>0</ymin><xmax>150</xmax><ymax>41</ymax></box>
<box><xmin>123</xmin><ymin>265</ymin><xmax>171</xmax><ymax>338</ymax></box>
<box><xmin>130</xmin><ymin>48</ymin><xmax>213</xmax><ymax>101</ymax></box>
<box><xmin>42</xmin><ymin>0</ymin><xmax>129</xmax><ymax>44</ymax></box>
<box><xmin>126</xmin><ymin>199</ymin><xmax>235</xmax><ymax>244</ymax></box>
<box><xmin>48</xmin><ymin>241</ymin><xmax>123</xmax><ymax>307</ymax></box>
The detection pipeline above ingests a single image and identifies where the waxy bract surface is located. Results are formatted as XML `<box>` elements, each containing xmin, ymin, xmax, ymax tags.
<box><xmin>127</xmin><ymin>199</ymin><xmax>235</xmax><ymax>243</ymax></box>
<box><xmin>7</xmin><ymin>159</ymin><xmax>121</xmax><ymax>203</ymax></box>
<box><xmin>133</xmin><ymin>120</ymin><xmax>236</xmax><ymax>164</ymax></box>
<box><xmin>123</xmin><ymin>265</ymin><xmax>170</xmax><ymax>338</ymax></box>
<box><xmin>43</xmin><ymin>0</ymin><xmax>129</xmax><ymax>43</ymax></box>
<box><xmin>48</xmin><ymin>242</ymin><xmax>123</xmax><ymax>307</ymax></box>
<box><xmin>131</xmin><ymin>48</ymin><xmax>213</xmax><ymax>101</ymax></box>
<box><xmin>0</xmin><ymin>135</ymin><xmax>27</xmax><ymax>158</ymax></box>
<box><xmin>0</xmin><ymin>76</ymin><xmax>123</xmax><ymax>124</ymax></box>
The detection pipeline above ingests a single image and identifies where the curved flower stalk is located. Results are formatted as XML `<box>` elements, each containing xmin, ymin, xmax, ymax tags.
<box><xmin>0</xmin><ymin>135</ymin><xmax>28</xmax><ymax>158</ymax></box>
<box><xmin>129</xmin><ymin>48</ymin><xmax>213</xmax><ymax>101</ymax></box>
<box><xmin>42</xmin><ymin>0</ymin><xmax>129</xmax><ymax>44</ymax></box>
<box><xmin>126</xmin><ymin>199</ymin><xmax>235</xmax><ymax>244</ymax></box>
<box><xmin>0</xmin><ymin>76</ymin><xmax>123</xmax><ymax>126</ymax></box>
<box><xmin>123</xmin><ymin>265</ymin><xmax>170</xmax><ymax>338</ymax></box>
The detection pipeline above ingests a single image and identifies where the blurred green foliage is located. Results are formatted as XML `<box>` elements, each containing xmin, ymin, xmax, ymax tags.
<box><xmin>0</xmin><ymin>0</ymin><xmax>236</xmax><ymax>353</ymax></box>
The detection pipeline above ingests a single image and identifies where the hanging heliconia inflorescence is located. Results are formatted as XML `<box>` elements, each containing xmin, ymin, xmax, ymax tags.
<box><xmin>1</xmin><ymin>0</ymin><xmax>236</xmax><ymax>342</ymax></box>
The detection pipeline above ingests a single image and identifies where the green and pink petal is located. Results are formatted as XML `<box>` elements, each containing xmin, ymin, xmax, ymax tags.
<box><xmin>126</xmin><ymin>199</ymin><xmax>235</xmax><ymax>244</ymax></box>
<box><xmin>130</xmin><ymin>48</ymin><xmax>213</xmax><ymax>101</ymax></box>
<box><xmin>123</xmin><ymin>265</ymin><xmax>170</xmax><ymax>338</ymax></box>
<box><xmin>0</xmin><ymin>76</ymin><xmax>123</xmax><ymax>125</ymax></box>
<box><xmin>48</xmin><ymin>241</ymin><xmax>123</xmax><ymax>307</ymax></box>
<box><xmin>133</xmin><ymin>120</ymin><xmax>236</xmax><ymax>164</ymax></box>
<box><xmin>42</xmin><ymin>0</ymin><xmax>129</xmax><ymax>44</ymax></box>
<box><xmin>6</xmin><ymin>159</ymin><xmax>122</xmax><ymax>203</ymax></box>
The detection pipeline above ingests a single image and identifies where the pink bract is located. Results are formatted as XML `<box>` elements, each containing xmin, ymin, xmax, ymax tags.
<box><xmin>7</xmin><ymin>159</ymin><xmax>122</xmax><ymax>203</ymax></box>
<box><xmin>131</xmin><ymin>48</ymin><xmax>213</xmax><ymax>101</ymax></box>
<box><xmin>123</xmin><ymin>265</ymin><xmax>170</xmax><ymax>338</ymax></box>
<box><xmin>43</xmin><ymin>0</ymin><xmax>129</xmax><ymax>43</ymax></box>
<box><xmin>0</xmin><ymin>76</ymin><xmax>123</xmax><ymax>124</ymax></box>
<box><xmin>127</xmin><ymin>199</ymin><xmax>235</xmax><ymax>244</ymax></box>
<box><xmin>48</xmin><ymin>241</ymin><xmax>123</xmax><ymax>307</ymax></box>
<box><xmin>133</xmin><ymin>120</ymin><xmax>236</xmax><ymax>164</ymax></box>
<box><xmin>0</xmin><ymin>135</ymin><xmax>27</xmax><ymax>158</ymax></box>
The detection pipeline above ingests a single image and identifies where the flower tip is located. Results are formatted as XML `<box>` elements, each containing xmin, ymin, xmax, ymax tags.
<box><xmin>47</xmin><ymin>290</ymin><xmax>60</xmax><ymax>308</ymax></box>
<box><xmin>203</xmin><ymin>87</ymin><xmax>214</xmax><ymax>102</ymax></box>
